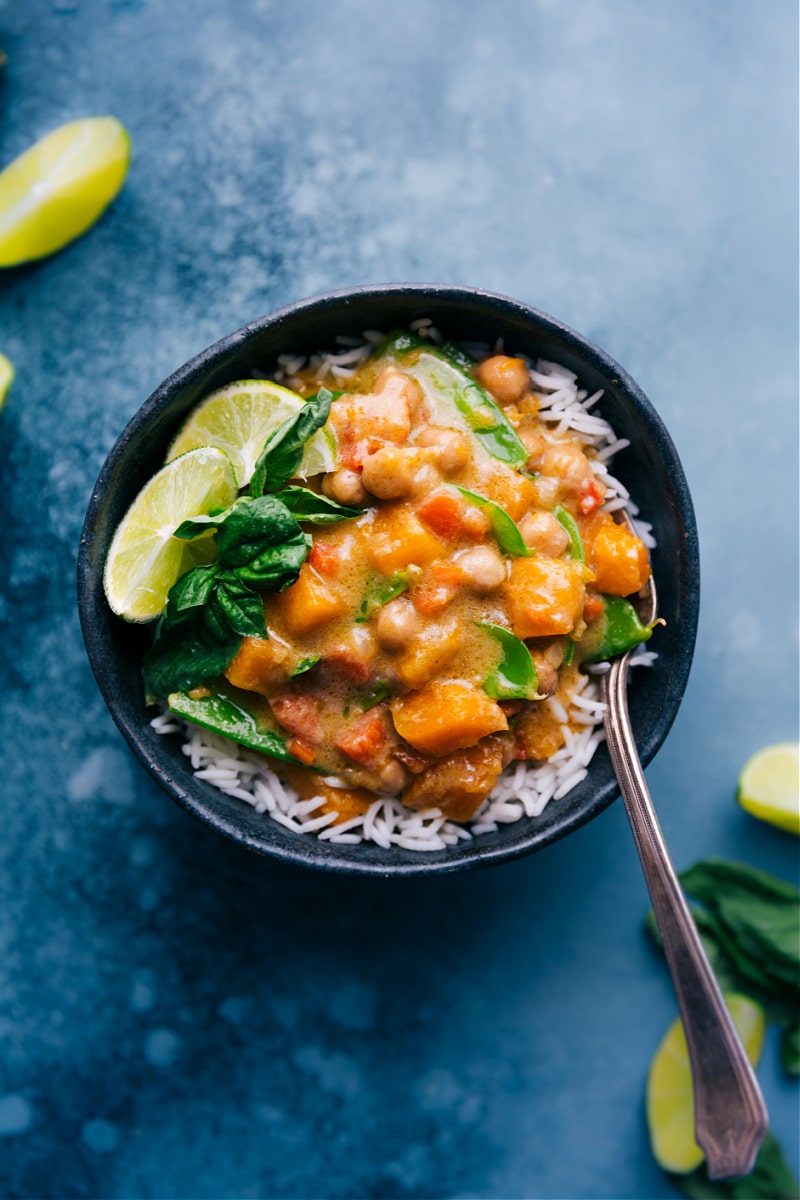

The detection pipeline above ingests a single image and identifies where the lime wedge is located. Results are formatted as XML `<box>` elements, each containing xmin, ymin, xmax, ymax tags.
<box><xmin>738</xmin><ymin>742</ymin><xmax>800</xmax><ymax>836</ymax></box>
<box><xmin>0</xmin><ymin>117</ymin><xmax>130</xmax><ymax>267</ymax></box>
<box><xmin>103</xmin><ymin>447</ymin><xmax>237</xmax><ymax>622</ymax></box>
<box><xmin>647</xmin><ymin>994</ymin><xmax>765</xmax><ymax>1173</ymax></box>
<box><xmin>0</xmin><ymin>352</ymin><xmax>13</xmax><ymax>410</ymax></box>
<box><xmin>166</xmin><ymin>379</ymin><xmax>337</xmax><ymax>488</ymax></box>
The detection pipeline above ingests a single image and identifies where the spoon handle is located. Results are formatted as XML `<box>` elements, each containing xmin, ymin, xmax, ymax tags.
<box><xmin>603</xmin><ymin>656</ymin><xmax>768</xmax><ymax>1181</ymax></box>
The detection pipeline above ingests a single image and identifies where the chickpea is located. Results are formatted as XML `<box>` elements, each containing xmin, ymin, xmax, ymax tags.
<box><xmin>456</xmin><ymin>546</ymin><xmax>507</xmax><ymax>593</ymax></box>
<box><xmin>518</xmin><ymin>512</ymin><xmax>569</xmax><ymax>557</ymax></box>
<box><xmin>415</xmin><ymin>426</ymin><xmax>470</xmax><ymax>475</ymax></box>
<box><xmin>375</xmin><ymin>597</ymin><xmax>421</xmax><ymax>650</ymax></box>
<box><xmin>378</xmin><ymin>758</ymin><xmax>408</xmax><ymax>794</ymax></box>
<box><xmin>322</xmin><ymin>467</ymin><xmax>367</xmax><ymax>507</ymax></box>
<box><xmin>474</xmin><ymin>355</ymin><xmax>531</xmax><ymax>406</ymax></box>
<box><xmin>541</xmin><ymin>443</ymin><xmax>594</xmax><ymax>496</ymax></box>
<box><xmin>361</xmin><ymin>446</ymin><xmax>417</xmax><ymax>499</ymax></box>
<box><xmin>462</xmin><ymin>505</ymin><xmax>491</xmax><ymax>540</ymax></box>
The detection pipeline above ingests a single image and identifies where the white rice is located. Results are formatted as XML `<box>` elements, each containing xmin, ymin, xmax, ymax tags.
<box><xmin>159</xmin><ymin>330</ymin><xmax>655</xmax><ymax>851</ymax></box>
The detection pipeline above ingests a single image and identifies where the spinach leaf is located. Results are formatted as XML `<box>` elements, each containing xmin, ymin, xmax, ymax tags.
<box><xmin>250</xmin><ymin>388</ymin><xmax>334</xmax><ymax>496</ymax></box>
<box><xmin>479</xmin><ymin>622</ymin><xmax>539</xmax><ymax>700</ymax></box>
<box><xmin>212</xmin><ymin>572</ymin><xmax>268</xmax><ymax>639</ymax></box>
<box><xmin>276</xmin><ymin>485</ymin><xmax>363</xmax><ymax>524</ymax></box>
<box><xmin>681</xmin><ymin>861</ymin><xmax>800</xmax><ymax>991</ymax></box>
<box><xmin>647</xmin><ymin>861</ymin><xmax>800</xmax><ymax>1076</ymax></box>
<box><xmin>669</xmin><ymin>1131</ymin><xmax>799</xmax><ymax>1199</ymax></box>
<box><xmin>160</xmin><ymin>564</ymin><xmax>218</xmax><ymax>626</ymax></box>
<box><xmin>455</xmin><ymin>487</ymin><xmax>531</xmax><ymax>557</ymax></box>
<box><xmin>214</xmin><ymin>494</ymin><xmax>308</xmax><ymax>589</ymax></box>
<box><xmin>143</xmin><ymin>613</ymin><xmax>240</xmax><ymax>699</ymax></box>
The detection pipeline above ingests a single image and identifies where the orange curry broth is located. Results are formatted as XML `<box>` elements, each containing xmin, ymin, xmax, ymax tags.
<box><xmin>222</xmin><ymin>345</ymin><xmax>651</xmax><ymax>822</ymax></box>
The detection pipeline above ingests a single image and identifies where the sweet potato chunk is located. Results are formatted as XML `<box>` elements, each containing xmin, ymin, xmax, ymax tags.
<box><xmin>402</xmin><ymin>735</ymin><xmax>510</xmax><ymax>821</ymax></box>
<box><xmin>415</xmin><ymin>489</ymin><xmax>465</xmax><ymax>540</ymax></box>
<box><xmin>366</xmin><ymin>504</ymin><xmax>444</xmax><ymax>575</ymax></box>
<box><xmin>395</xmin><ymin>617</ymin><xmax>462</xmax><ymax>687</ymax></box>
<box><xmin>225</xmin><ymin>633</ymin><xmax>292</xmax><ymax>694</ymax></box>
<box><xmin>474</xmin><ymin>466</ymin><xmax>537</xmax><ymax>522</ymax></box>
<box><xmin>583</xmin><ymin>512</ymin><xmax>650</xmax><ymax>596</ymax></box>
<box><xmin>276</xmin><ymin>563</ymin><xmax>349</xmax><ymax>635</ymax></box>
<box><xmin>390</xmin><ymin>681</ymin><xmax>508</xmax><ymax>757</ymax></box>
<box><xmin>506</xmin><ymin>557</ymin><xmax>584</xmax><ymax>639</ymax></box>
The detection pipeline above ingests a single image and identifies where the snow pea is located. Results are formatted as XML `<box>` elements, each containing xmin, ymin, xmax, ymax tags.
<box><xmin>168</xmin><ymin>687</ymin><xmax>304</xmax><ymax>763</ymax></box>
<box><xmin>479</xmin><ymin>622</ymin><xmax>539</xmax><ymax>700</ymax></box>
<box><xmin>554</xmin><ymin>504</ymin><xmax>584</xmax><ymax>561</ymax></box>
<box><xmin>455</xmin><ymin>487</ymin><xmax>531</xmax><ymax>557</ymax></box>
<box><xmin>378</xmin><ymin>331</ymin><xmax>529</xmax><ymax>468</ymax></box>
<box><xmin>581</xmin><ymin>594</ymin><xmax>652</xmax><ymax>663</ymax></box>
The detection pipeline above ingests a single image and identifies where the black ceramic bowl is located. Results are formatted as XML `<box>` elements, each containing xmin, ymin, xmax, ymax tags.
<box><xmin>78</xmin><ymin>284</ymin><xmax>699</xmax><ymax>876</ymax></box>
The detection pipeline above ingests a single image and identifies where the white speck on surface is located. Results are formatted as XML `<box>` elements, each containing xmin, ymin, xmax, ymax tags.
<box><xmin>329</xmin><ymin>982</ymin><xmax>377</xmax><ymax>1032</ymax></box>
<box><xmin>145</xmin><ymin>1028</ymin><xmax>181</xmax><ymax>1067</ymax></box>
<box><xmin>218</xmin><ymin>995</ymin><xmax>248</xmax><ymax>1024</ymax></box>
<box><xmin>292</xmin><ymin>1045</ymin><xmax>362</xmax><ymax>1098</ymax></box>
<box><xmin>130</xmin><ymin>970</ymin><xmax>156</xmax><ymax>1013</ymax></box>
<box><xmin>66</xmin><ymin>746</ymin><xmax>135</xmax><ymax>805</ymax></box>
<box><xmin>414</xmin><ymin>1068</ymin><xmax>464</xmax><ymax>1112</ymax></box>
<box><xmin>81</xmin><ymin>1118</ymin><xmax>118</xmax><ymax>1153</ymax></box>
<box><xmin>129</xmin><ymin>835</ymin><xmax>156</xmax><ymax>868</ymax></box>
<box><xmin>0</xmin><ymin>1095</ymin><xmax>33</xmax><ymax>1136</ymax></box>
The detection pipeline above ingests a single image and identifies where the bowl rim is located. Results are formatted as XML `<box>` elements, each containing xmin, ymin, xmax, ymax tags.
<box><xmin>78</xmin><ymin>282</ymin><xmax>700</xmax><ymax>876</ymax></box>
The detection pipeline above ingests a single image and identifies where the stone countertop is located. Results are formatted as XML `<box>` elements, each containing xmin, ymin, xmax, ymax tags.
<box><xmin>0</xmin><ymin>2</ymin><xmax>797</xmax><ymax>1197</ymax></box>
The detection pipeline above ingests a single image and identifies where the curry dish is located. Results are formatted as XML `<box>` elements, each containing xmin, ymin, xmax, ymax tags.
<box><xmin>188</xmin><ymin>333</ymin><xmax>653</xmax><ymax>825</ymax></box>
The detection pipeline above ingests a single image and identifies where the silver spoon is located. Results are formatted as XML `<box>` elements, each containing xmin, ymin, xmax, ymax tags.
<box><xmin>600</xmin><ymin>512</ymin><xmax>768</xmax><ymax>1180</ymax></box>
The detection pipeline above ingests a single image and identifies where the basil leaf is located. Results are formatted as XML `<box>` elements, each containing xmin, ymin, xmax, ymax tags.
<box><xmin>479</xmin><ymin>622</ymin><xmax>539</xmax><ymax>700</ymax></box>
<box><xmin>276</xmin><ymin>485</ymin><xmax>363</xmax><ymax>524</ymax></box>
<box><xmin>214</xmin><ymin>494</ymin><xmax>308</xmax><ymax>589</ymax></box>
<box><xmin>669</xmin><ymin>1131</ymin><xmax>799</xmax><ymax>1199</ymax></box>
<box><xmin>143</xmin><ymin>615</ymin><xmax>240</xmax><ymax>698</ymax></box>
<box><xmin>554</xmin><ymin>504</ymin><xmax>585</xmax><ymax>561</ymax></box>
<box><xmin>356</xmin><ymin>571</ymin><xmax>409</xmax><ymax>622</ymax></box>
<box><xmin>213</xmin><ymin>573</ymin><xmax>267</xmax><ymax>639</ymax></box>
<box><xmin>290</xmin><ymin>655</ymin><xmax>321</xmax><ymax>678</ymax></box>
<box><xmin>167</xmin><ymin>688</ymin><xmax>305</xmax><ymax>764</ymax></box>
<box><xmin>250</xmin><ymin>388</ymin><xmax>334</xmax><ymax>496</ymax></box>
<box><xmin>455</xmin><ymin>487</ymin><xmax>531</xmax><ymax>557</ymax></box>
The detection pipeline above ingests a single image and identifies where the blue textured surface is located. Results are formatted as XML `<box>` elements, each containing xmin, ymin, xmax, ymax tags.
<box><xmin>0</xmin><ymin>2</ymin><xmax>797</xmax><ymax>1198</ymax></box>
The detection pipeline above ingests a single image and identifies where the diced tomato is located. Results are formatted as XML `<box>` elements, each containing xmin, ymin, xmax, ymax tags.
<box><xmin>335</xmin><ymin>709</ymin><xmax>389</xmax><ymax>767</ymax></box>
<box><xmin>412</xmin><ymin>562</ymin><xmax>463</xmax><ymax>616</ymax></box>
<box><xmin>415</xmin><ymin>489</ymin><xmax>465</xmax><ymax>540</ymax></box>
<box><xmin>323</xmin><ymin>629</ymin><xmax>375</xmax><ymax>684</ymax></box>
<box><xmin>338</xmin><ymin>439</ymin><xmax>369</xmax><ymax>471</ymax></box>
<box><xmin>309</xmin><ymin>541</ymin><xmax>339</xmax><ymax>577</ymax></box>
<box><xmin>288</xmin><ymin>739</ymin><xmax>316</xmax><ymax>766</ymax></box>
<box><xmin>269</xmin><ymin>694</ymin><xmax>323</xmax><ymax>745</ymax></box>
<box><xmin>583</xmin><ymin>590</ymin><xmax>606</xmax><ymax>624</ymax></box>
<box><xmin>579</xmin><ymin>477</ymin><xmax>605</xmax><ymax>515</ymax></box>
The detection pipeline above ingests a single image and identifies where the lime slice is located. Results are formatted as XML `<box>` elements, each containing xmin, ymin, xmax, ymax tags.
<box><xmin>166</xmin><ymin>379</ymin><xmax>337</xmax><ymax>488</ymax></box>
<box><xmin>0</xmin><ymin>352</ymin><xmax>13</xmax><ymax>410</ymax></box>
<box><xmin>0</xmin><ymin>117</ymin><xmax>130</xmax><ymax>267</ymax></box>
<box><xmin>647</xmin><ymin>993</ymin><xmax>765</xmax><ymax>1173</ymax></box>
<box><xmin>103</xmin><ymin>447</ymin><xmax>237</xmax><ymax>622</ymax></box>
<box><xmin>738</xmin><ymin>742</ymin><xmax>800</xmax><ymax>836</ymax></box>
